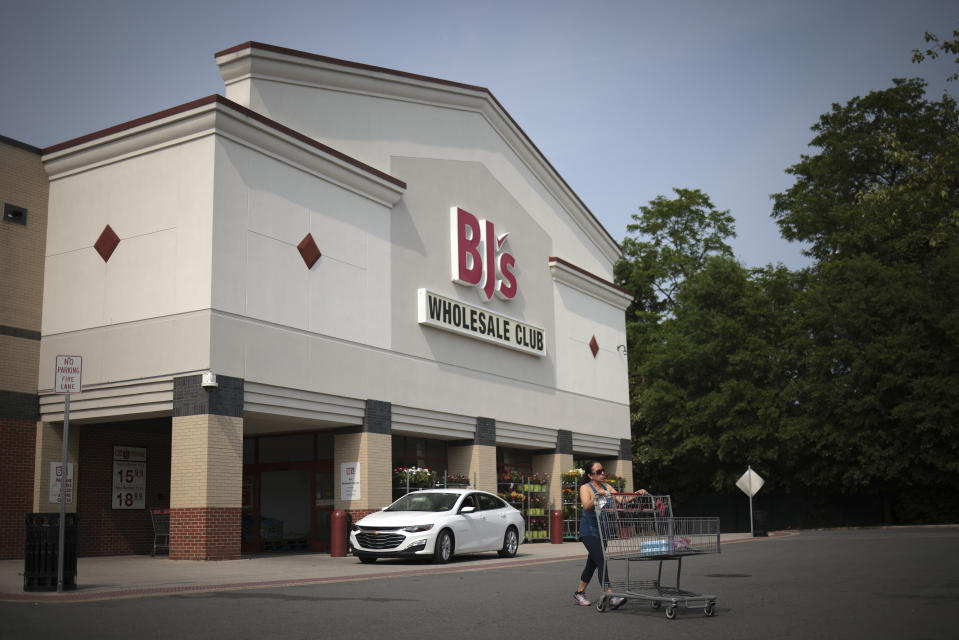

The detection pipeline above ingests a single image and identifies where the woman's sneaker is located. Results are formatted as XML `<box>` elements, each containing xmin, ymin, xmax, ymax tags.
<box><xmin>610</xmin><ymin>596</ymin><xmax>627</xmax><ymax>609</ymax></box>
<box><xmin>572</xmin><ymin>592</ymin><xmax>591</xmax><ymax>606</ymax></box>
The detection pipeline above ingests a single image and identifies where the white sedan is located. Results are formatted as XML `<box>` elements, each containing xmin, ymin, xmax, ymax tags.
<box><xmin>350</xmin><ymin>489</ymin><xmax>525</xmax><ymax>563</ymax></box>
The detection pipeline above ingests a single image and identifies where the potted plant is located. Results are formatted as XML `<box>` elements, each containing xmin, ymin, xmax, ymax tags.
<box><xmin>561</xmin><ymin>468</ymin><xmax>584</xmax><ymax>486</ymax></box>
<box><xmin>393</xmin><ymin>466</ymin><xmax>436</xmax><ymax>488</ymax></box>
<box><xmin>449</xmin><ymin>473</ymin><xmax>471</xmax><ymax>487</ymax></box>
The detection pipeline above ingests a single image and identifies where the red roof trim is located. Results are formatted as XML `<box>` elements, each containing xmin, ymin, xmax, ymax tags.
<box><xmin>43</xmin><ymin>96</ymin><xmax>219</xmax><ymax>155</ymax></box>
<box><xmin>216</xmin><ymin>42</ymin><xmax>617</xmax><ymax>250</ymax></box>
<box><xmin>548</xmin><ymin>256</ymin><xmax>633</xmax><ymax>297</ymax></box>
<box><xmin>41</xmin><ymin>95</ymin><xmax>406</xmax><ymax>189</ymax></box>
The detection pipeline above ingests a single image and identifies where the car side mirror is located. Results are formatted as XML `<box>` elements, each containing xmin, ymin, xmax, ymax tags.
<box><xmin>460</xmin><ymin>506</ymin><xmax>476</xmax><ymax>514</ymax></box>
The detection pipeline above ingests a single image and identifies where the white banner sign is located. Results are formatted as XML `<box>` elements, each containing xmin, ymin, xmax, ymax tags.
<box><xmin>417</xmin><ymin>288</ymin><xmax>545</xmax><ymax>356</ymax></box>
<box><xmin>736</xmin><ymin>467</ymin><xmax>765</xmax><ymax>497</ymax></box>
<box><xmin>49</xmin><ymin>462</ymin><xmax>74</xmax><ymax>504</ymax></box>
<box><xmin>341</xmin><ymin>462</ymin><xmax>361</xmax><ymax>501</ymax></box>
<box><xmin>112</xmin><ymin>461</ymin><xmax>146</xmax><ymax>509</ymax></box>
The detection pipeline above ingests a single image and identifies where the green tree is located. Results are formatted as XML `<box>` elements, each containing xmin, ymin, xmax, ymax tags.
<box><xmin>771</xmin><ymin>78</ymin><xmax>959</xmax><ymax>519</ymax></box>
<box><xmin>615</xmin><ymin>188</ymin><xmax>736</xmax><ymax>319</ymax></box>
<box><xmin>616</xmin><ymin>190</ymin><xmax>800</xmax><ymax>499</ymax></box>
<box><xmin>912</xmin><ymin>26</ymin><xmax>959</xmax><ymax>82</ymax></box>
<box><xmin>632</xmin><ymin>258</ymin><xmax>801</xmax><ymax>498</ymax></box>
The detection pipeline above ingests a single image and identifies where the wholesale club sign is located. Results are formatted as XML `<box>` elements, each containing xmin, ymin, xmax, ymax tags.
<box><xmin>417</xmin><ymin>206</ymin><xmax>546</xmax><ymax>356</ymax></box>
<box><xmin>450</xmin><ymin>207</ymin><xmax>517</xmax><ymax>301</ymax></box>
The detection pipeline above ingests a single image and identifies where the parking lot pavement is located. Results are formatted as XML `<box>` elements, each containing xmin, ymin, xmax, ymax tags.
<box><xmin>1</xmin><ymin>532</ymin><xmax>760</xmax><ymax>602</ymax></box>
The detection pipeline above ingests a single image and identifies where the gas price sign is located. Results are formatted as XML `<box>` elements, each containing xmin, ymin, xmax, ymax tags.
<box><xmin>112</xmin><ymin>446</ymin><xmax>146</xmax><ymax>510</ymax></box>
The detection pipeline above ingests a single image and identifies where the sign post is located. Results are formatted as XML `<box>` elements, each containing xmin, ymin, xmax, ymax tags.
<box><xmin>54</xmin><ymin>355</ymin><xmax>82</xmax><ymax>593</ymax></box>
<box><xmin>735</xmin><ymin>465</ymin><xmax>765</xmax><ymax>536</ymax></box>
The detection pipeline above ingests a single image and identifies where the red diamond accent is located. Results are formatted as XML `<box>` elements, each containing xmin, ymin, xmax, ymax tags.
<box><xmin>297</xmin><ymin>233</ymin><xmax>321</xmax><ymax>269</ymax></box>
<box><xmin>589</xmin><ymin>335</ymin><xmax>599</xmax><ymax>358</ymax></box>
<box><xmin>94</xmin><ymin>225</ymin><xmax>120</xmax><ymax>262</ymax></box>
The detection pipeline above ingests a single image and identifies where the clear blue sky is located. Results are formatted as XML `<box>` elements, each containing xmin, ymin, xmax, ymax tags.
<box><xmin>2</xmin><ymin>0</ymin><xmax>956</xmax><ymax>270</ymax></box>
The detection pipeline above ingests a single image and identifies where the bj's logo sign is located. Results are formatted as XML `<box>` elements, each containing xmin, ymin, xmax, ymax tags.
<box><xmin>450</xmin><ymin>207</ymin><xmax>517</xmax><ymax>301</ymax></box>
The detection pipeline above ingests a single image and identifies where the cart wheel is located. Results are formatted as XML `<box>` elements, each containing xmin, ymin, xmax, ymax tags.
<box><xmin>704</xmin><ymin>602</ymin><xmax>715</xmax><ymax>617</ymax></box>
<box><xmin>665</xmin><ymin>606</ymin><xmax>677</xmax><ymax>620</ymax></box>
<box><xmin>596</xmin><ymin>595</ymin><xmax>609</xmax><ymax>612</ymax></box>
<box><xmin>651</xmin><ymin>601</ymin><xmax>661</xmax><ymax>609</ymax></box>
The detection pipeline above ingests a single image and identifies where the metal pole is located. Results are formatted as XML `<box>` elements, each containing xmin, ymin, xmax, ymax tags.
<box><xmin>748</xmin><ymin>465</ymin><xmax>754</xmax><ymax>536</ymax></box>
<box><xmin>57</xmin><ymin>394</ymin><xmax>70</xmax><ymax>593</ymax></box>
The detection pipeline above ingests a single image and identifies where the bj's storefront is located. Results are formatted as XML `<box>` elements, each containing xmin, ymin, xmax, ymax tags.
<box><xmin>21</xmin><ymin>42</ymin><xmax>634</xmax><ymax>560</ymax></box>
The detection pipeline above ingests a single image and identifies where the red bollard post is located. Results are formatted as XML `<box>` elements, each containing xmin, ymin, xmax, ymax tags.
<box><xmin>330</xmin><ymin>509</ymin><xmax>347</xmax><ymax>557</ymax></box>
<box><xmin>550</xmin><ymin>509</ymin><xmax>563</xmax><ymax>544</ymax></box>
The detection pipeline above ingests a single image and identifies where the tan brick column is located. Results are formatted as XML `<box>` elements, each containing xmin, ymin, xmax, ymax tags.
<box><xmin>334</xmin><ymin>431</ymin><xmax>392</xmax><ymax>513</ymax></box>
<box><xmin>448</xmin><ymin>442</ymin><xmax>496</xmax><ymax>493</ymax></box>
<box><xmin>169</xmin><ymin>374</ymin><xmax>243</xmax><ymax>560</ymax></box>
<box><xmin>606</xmin><ymin>458</ymin><xmax>634</xmax><ymax>493</ymax></box>
<box><xmin>335</xmin><ymin>400</ymin><xmax>393</xmax><ymax>523</ymax></box>
<box><xmin>533</xmin><ymin>451</ymin><xmax>573</xmax><ymax>511</ymax></box>
<box><xmin>607</xmin><ymin>438</ymin><xmax>634</xmax><ymax>492</ymax></box>
<box><xmin>32</xmin><ymin>421</ymin><xmax>80</xmax><ymax>513</ymax></box>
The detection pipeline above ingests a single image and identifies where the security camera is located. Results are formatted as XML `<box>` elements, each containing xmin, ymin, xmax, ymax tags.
<box><xmin>201</xmin><ymin>371</ymin><xmax>218</xmax><ymax>389</ymax></box>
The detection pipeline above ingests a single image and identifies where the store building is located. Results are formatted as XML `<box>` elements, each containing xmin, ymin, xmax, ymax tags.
<box><xmin>0</xmin><ymin>135</ymin><xmax>48</xmax><ymax>560</ymax></box>
<box><xmin>7</xmin><ymin>42</ymin><xmax>634</xmax><ymax>560</ymax></box>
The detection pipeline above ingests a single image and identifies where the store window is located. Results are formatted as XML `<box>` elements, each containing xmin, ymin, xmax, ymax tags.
<box><xmin>497</xmin><ymin>447</ymin><xmax>532</xmax><ymax>475</ymax></box>
<box><xmin>391</xmin><ymin>435</ymin><xmax>448</xmax><ymax>472</ymax></box>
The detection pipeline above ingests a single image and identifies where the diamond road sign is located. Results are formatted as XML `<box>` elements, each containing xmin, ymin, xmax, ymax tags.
<box><xmin>736</xmin><ymin>467</ymin><xmax>765</xmax><ymax>497</ymax></box>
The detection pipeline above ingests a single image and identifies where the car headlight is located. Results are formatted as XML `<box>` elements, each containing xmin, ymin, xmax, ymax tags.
<box><xmin>402</xmin><ymin>524</ymin><xmax>434</xmax><ymax>533</ymax></box>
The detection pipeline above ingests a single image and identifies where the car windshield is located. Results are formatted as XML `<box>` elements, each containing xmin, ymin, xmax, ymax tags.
<box><xmin>385</xmin><ymin>492</ymin><xmax>459</xmax><ymax>512</ymax></box>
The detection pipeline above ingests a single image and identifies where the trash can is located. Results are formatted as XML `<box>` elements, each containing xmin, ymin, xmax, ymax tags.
<box><xmin>24</xmin><ymin>513</ymin><xmax>78</xmax><ymax>591</ymax></box>
<box><xmin>752</xmin><ymin>509</ymin><xmax>768</xmax><ymax>537</ymax></box>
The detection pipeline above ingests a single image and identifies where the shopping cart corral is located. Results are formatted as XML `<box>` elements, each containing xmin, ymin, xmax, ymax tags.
<box><xmin>150</xmin><ymin>508</ymin><xmax>170</xmax><ymax>556</ymax></box>
<box><xmin>595</xmin><ymin>494</ymin><xmax>720</xmax><ymax>619</ymax></box>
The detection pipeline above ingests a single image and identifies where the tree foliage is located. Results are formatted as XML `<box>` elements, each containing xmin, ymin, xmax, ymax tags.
<box><xmin>620</xmin><ymin>77</ymin><xmax>959</xmax><ymax>522</ymax></box>
<box><xmin>912</xmin><ymin>26</ymin><xmax>959</xmax><ymax>82</ymax></box>
<box><xmin>615</xmin><ymin>188</ymin><xmax>735</xmax><ymax>318</ymax></box>
<box><xmin>771</xmin><ymin>78</ymin><xmax>959</xmax><ymax>506</ymax></box>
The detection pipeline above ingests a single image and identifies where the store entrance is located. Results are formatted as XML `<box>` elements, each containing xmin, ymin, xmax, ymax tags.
<box><xmin>241</xmin><ymin>432</ymin><xmax>334</xmax><ymax>553</ymax></box>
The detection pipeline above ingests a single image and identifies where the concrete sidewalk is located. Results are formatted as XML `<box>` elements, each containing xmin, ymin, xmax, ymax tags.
<box><xmin>1</xmin><ymin>532</ymin><xmax>768</xmax><ymax>602</ymax></box>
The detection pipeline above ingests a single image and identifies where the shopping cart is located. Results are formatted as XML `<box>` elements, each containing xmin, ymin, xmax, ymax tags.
<box><xmin>594</xmin><ymin>493</ymin><xmax>720</xmax><ymax>619</ymax></box>
<box><xmin>150</xmin><ymin>508</ymin><xmax>170</xmax><ymax>556</ymax></box>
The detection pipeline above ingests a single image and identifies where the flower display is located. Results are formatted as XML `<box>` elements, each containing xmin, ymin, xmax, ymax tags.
<box><xmin>530</xmin><ymin>472</ymin><xmax>550</xmax><ymax>485</ymax></box>
<box><xmin>393</xmin><ymin>466</ymin><xmax>436</xmax><ymax>487</ymax></box>
<box><xmin>444</xmin><ymin>473</ymin><xmax>470</xmax><ymax>486</ymax></box>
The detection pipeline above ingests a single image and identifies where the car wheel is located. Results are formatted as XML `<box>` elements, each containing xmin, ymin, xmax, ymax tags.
<box><xmin>357</xmin><ymin>555</ymin><xmax>377</xmax><ymax>564</ymax></box>
<box><xmin>498</xmin><ymin>526</ymin><xmax>519</xmax><ymax>558</ymax></box>
<box><xmin>433</xmin><ymin>529</ymin><xmax>454</xmax><ymax>564</ymax></box>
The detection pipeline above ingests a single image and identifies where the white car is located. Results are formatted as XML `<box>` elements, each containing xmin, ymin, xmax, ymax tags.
<box><xmin>350</xmin><ymin>489</ymin><xmax>526</xmax><ymax>564</ymax></box>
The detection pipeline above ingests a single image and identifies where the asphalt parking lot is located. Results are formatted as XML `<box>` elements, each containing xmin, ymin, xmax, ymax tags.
<box><xmin>2</xmin><ymin>527</ymin><xmax>957</xmax><ymax>640</ymax></box>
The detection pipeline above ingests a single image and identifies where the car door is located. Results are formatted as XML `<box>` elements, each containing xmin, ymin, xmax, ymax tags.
<box><xmin>453</xmin><ymin>493</ymin><xmax>485</xmax><ymax>552</ymax></box>
<box><xmin>476</xmin><ymin>493</ymin><xmax>509</xmax><ymax>549</ymax></box>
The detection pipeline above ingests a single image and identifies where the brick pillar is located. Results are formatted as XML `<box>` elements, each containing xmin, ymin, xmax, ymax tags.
<box><xmin>335</xmin><ymin>400</ymin><xmax>392</xmax><ymax>522</ymax></box>
<box><xmin>32</xmin><ymin>420</ymin><xmax>79</xmax><ymax>513</ymax></box>
<box><xmin>533</xmin><ymin>429</ymin><xmax>573</xmax><ymax>511</ymax></box>
<box><xmin>445</xmin><ymin>417</ymin><xmax>496</xmax><ymax>493</ymax></box>
<box><xmin>1</xmin><ymin>415</ymin><xmax>38</xmax><ymax>559</ymax></box>
<box><xmin>169</xmin><ymin>374</ymin><xmax>243</xmax><ymax>560</ymax></box>
<box><xmin>606</xmin><ymin>438</ymin><xmax>634</xmax><ymax>492</ymax></box>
